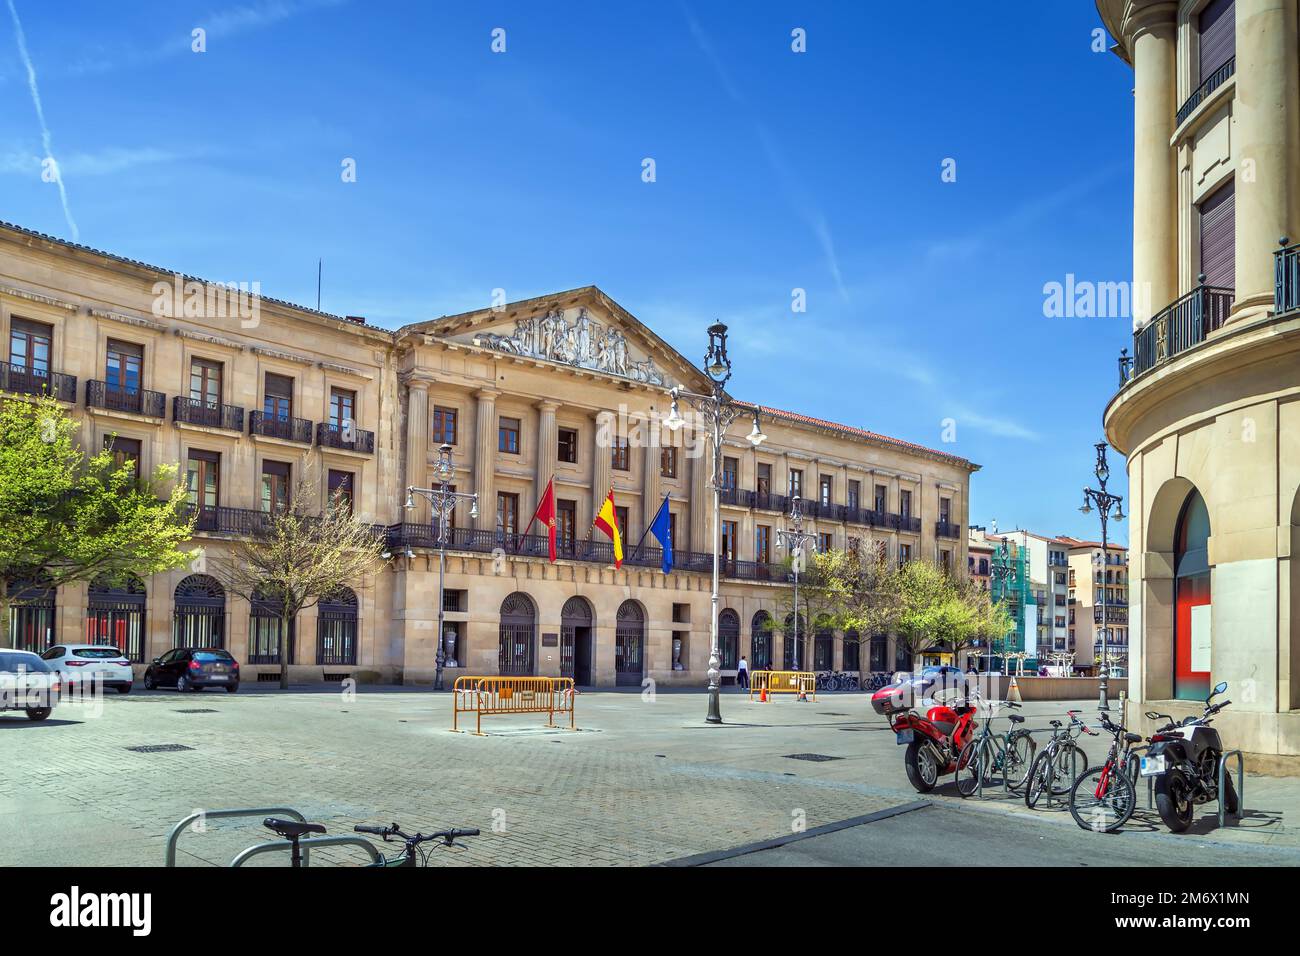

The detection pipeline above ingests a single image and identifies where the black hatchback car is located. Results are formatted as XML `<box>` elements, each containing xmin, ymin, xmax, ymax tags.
<box><xmin>143</xmin><ymin>648</ymin><xmax>240</xmax><ymax>693</ymax></box>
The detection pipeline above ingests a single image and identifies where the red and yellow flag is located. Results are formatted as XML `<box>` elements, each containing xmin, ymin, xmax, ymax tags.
<box><xmin>528</xmin><ymin>477</ymin><xmax>557</xmax><ymax>562</ymax></box>
<box><xmin>593</xmin><ymin>489</ymin><xmax>623</xmax><ymax>569</ymax></box>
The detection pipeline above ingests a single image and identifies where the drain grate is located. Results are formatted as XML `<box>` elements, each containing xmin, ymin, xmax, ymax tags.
<box><xmin>783</xmin><ymin>753</ymin><xmax>843</xmax><ymax>762</ymax></box>
<box><xmin>173</xmin><ymin>708</ymin><xmax>218</xmax><ymax>714</ymax></box>
<box><xmin>126</xmin><ymin>744</ymin><xmax>195</xmax><ymax>753</ymax></box>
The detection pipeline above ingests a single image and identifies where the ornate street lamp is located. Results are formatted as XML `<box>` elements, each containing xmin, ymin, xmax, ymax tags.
<box><xmin>1080</xmin><ymin>440</ymin><xmax>1124</xmax><ymax>713</ymax></box>
<box><xmin>777</xmin><ymin>495</ymin><xmax>817</xmax><ymax>674</ymax></box>
<box><xmin>664</xmin><ymin>322</ymin><xmax>765</xmax><ymax>723</ymax></box>
<box><xmin>406</xmin><ymin>442</ymin><xmax>479</xmax><ymax>690</ymax></box>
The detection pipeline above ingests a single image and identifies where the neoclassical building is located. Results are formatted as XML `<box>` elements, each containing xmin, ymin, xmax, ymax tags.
<box><xmin>1</xmin><ymin>220</ymin><xmax>977</xmax><ymax>686</ymax></box>
<box><xmin>1097</xmin><ymin>0</ymin><xmax>1300</xmax><ymax>764</ymax></box>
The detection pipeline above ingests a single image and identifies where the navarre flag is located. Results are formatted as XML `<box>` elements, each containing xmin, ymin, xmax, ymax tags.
<box><xmin>527</xmin><ymin>477</ymin><xmax>557</xmax><ymax>562</ymax></box>
<box><xmin>593</xmin><ymin>489</ymin><xmax>624</xmax><ymax>569</ymax></box>
<box><xmin>647</xmin><ymin>494</ymin><xmax>673</xmax><ymax>575</ymax></box>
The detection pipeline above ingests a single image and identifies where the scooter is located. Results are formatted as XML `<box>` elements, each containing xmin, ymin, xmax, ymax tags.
<box><xmin>871</xmin><ymin>680</ymin><xmax>978</xmax><ymax>793</ymax></box>
<box><xmin>1139</xmin><ymin>680</ymin><xmax>1238</xmax><ymax>832</ymax></box>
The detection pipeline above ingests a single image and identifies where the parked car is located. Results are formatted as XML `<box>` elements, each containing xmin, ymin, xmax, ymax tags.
<box><xmin>41</xmin><ymin>644</ymin><xmax>134</xmax><ymax>694</ymax></box>
<box><xmin>143</xmin><ymin>648</ymin><xmax>240</xmax><ymax>692</ymax></box>
<box><xmin>0</xmin><ymin>649</ymin><xmax>61</xmax><ymax>720</ymax></box>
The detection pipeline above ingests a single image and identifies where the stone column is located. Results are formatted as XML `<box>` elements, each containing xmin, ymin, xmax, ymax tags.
<box><xmin>473</xmin><ymin>388</ymin><xmax>498</xmax><ymax>531</ymax></box>
<box><xmin>590</xmin><ymin>409</ymin><xmax>612</xmax><ymax>528</ymax></box>
<box><xmin>1233</xmin><ymin>0</ymin><xmax>1300</xmax><ymax>319</ymax></box>
<box><xmin>405</xmin><ymin>381</ymin><xmax>429</xmax><ymax>523</ymax></box>
<box><xmin>690</xmin><ymin>440</ymin><xmax>710</xmax><ymax>553</ymax></box>
<box><xmin>1130</xmin><ymin>6</ymin><xmax>1179</xmax><ymax>328</ymax></box>
<box><xmin>535</xmin><ymin>400</ymin><xmax>559</xmax><ymax>516</ymax></box>
<box><xmin>642</xmin><ymin>420</ymin><xmax>662</xmax><ymax>544</ymax></box>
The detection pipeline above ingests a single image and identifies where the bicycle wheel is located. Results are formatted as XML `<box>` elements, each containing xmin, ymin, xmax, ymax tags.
<box><xmin>955</xmin><ymin>739</ymin><xmax>985</xmax><ymax>798</ymax></box>
<box><xmin>1069</xmin><ymin>763</ymin><xmax>1137</xmax><ymax>833</ymax></box>
<box><xmin>1005</xmin><ymin>731</ymin><xmax>1037</xmax><ymax>790</ymax></box>
<box><xmin>1025</xmin><ymin>748</ymin><xmax>1054</xmax><ymax>809</ymax></box>
<box><xmin>1052</xmin><ymin>742</ymin><xmax>1089</xmax><ymax>794</ymax></box>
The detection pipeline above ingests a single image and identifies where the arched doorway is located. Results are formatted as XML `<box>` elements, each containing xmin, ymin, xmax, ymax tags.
<box><xmin>814</xmin><ymin>616</ymin><xmax>834</xmax><ymax>671</ymax></box>
<box><xmin>719</xmin><ymin>609</ymin><xmax>740</xmax><ymax>671</ymax></box>
<box><xmin>317</xmin><ymin>587</ymin><xmax>358</xmax><ymax>665</ymax></box>
<box><xmin>498</xmin><ymin>592</ymin><xmax>536</xmax><ymax>675</ymax></box>
<box><xmin>1174</xmin><ymin>489</ymin><xmax>1212</xmax><ymax>700</ymax></box>
<box><xmin>561</xmin><ymin>596</ymin><xmax>594</xmax><ymax>685</ymax></box>
<box><xmin>783</xmin><ymin>613</ymin><xmax>807</xmax><ymax>670</ymax></box>
<box><xmin>751</xmin><ymin>611</ymin><xmax>773</xmax><ymax>670</ymax></box>
<box><xmin>174</xmin><ymin>575</ymin><xmax>225</xmax><ymax>649</ymax></box>
<box><xmin>87</xmin><ymin>573</ymin><xmax>146</xmax><ymax>662</ymax></box>
<box><xmin>615</xmin><ymin>600</ymin><xmax>645</xmax><ymax>686</ymax></box>
<box><xmin>7</xmin><ymin>571</ymin><xmax>55</xmax><ymax>653</ymax></box>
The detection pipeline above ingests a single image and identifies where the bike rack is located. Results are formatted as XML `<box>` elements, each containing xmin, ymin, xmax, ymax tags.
<box><xmin>230</xmin><ymin>834</ymin><xmax>383</xmax><ymax>867</ymax></box>
<box><xmin>165</xmin><ymin>807</ymin><xmax>314</xmax><ymax>867</ymax></box>
<box><xmin>1218</xmin><ymin>750</ymin><xmax>1245</xmax><ymax>829</ymax></box>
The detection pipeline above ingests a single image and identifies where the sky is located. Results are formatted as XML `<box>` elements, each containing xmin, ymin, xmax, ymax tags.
<box><xmin>0</xmin><ymin>0</ymin><xmax>1135</xmax><ymax>545</ymax></box>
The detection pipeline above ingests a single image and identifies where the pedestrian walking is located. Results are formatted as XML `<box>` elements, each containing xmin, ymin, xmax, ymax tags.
<box><xmin>736</xmin><ymin>655</ymin><xmax>749</xmax><ymax>690</ymax></box>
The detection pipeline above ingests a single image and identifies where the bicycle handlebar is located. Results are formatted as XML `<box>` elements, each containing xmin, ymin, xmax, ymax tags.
<box><xmin>354</xmin><ymin>823</ymin><xmax>481</xmax><ymax>845</ymax></box>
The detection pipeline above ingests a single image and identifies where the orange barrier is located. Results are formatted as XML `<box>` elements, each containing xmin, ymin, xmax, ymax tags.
<box><xmin>749</xmin><ymin>670</ymin><xmax>817</xmax><ymax>702</ymax></box>
<box><xmin>452</xmin><ymin>676</ymin><xmax>576</xmax><ymax>735</ymax></box>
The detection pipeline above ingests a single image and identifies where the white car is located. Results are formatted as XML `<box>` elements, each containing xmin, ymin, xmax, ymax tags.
<box><xmin>0</xmin><ymin>649</ymin><xmax>60</xmax><ymax>720</ymax></box>
<box><xmin>41</xmin><ymin>644</ymin><xmax>134</xmax><ymax>694</ymax></box>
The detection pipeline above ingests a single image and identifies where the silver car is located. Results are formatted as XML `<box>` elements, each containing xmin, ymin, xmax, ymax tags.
<box><xmin>0</xmin><ymin>649</ymin><xmax>61</xmax><ymax>720</ymax></box>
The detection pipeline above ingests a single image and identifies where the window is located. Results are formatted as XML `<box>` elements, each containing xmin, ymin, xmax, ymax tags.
<box><xmin>1197</xmin><ymin>0</ymin><xmax>1235</xmax><ymax>84</ymax></box>
<box><xmin>721</xmin><ymin>520</ymin><xmax>737</xmax><ymax>562</ymax></box>
<box><xmin>818</xmin><ymin>532</ymin><xmax>833</xmax><ymax>553</ymax></box>
<box><xmin>847</xmin><ymin>480</ymin><xmax>860</xmax><ymax>511</ymax></box>
<box><xmin>328</xmin><ymin>469</ymin><xmax>354</xmax><ymax>514</ymax></box>
<box><xmin>756</xmin><ymin>525</ymin><xmax>771</xmax><ymax>563</ymax></box>
<box><xmin>1199</xmin><ymin>178</ymin><xmax>1235</xmax><ymax>289</ymax></box>
<box><xmin>789</xmin><ymin>469</ymin><xmax>803</xmax><ymax>498</ymax></box>
<box><xmin>107</xmin><ymin>436</ymin><xmax>142</xmax><ymax>473</ymax></box>
<box><xmin>874</xmin><ymin>483</ymin><xmax>887</xmax><ymax>513</ymax></box>
<box><xmin>250</xmin><ymin>585</ymin><xmax>295</xmax><ymax>664</ymax></box>
<box><xmin>557</xmin><ymin>427</ymin><xmax>578</xmax><ymax>463</ymax></box>
<box><xmin>819</xmin><ymin>475</ymin><xmax>833</xmax><ymax>507</ymax></box>
<box><xmin>106</xmin><ymin>339</ymin><xmax>143</xmax><ymax>393</ymax></box>
<box><xmin>814</xmin><ymin>625</ymin><xmax>833</xmax><ymax>671</ymax></box>
<box><xmin>751</xmin><ymin>611</ymin><xmax>773</xmax><ymax>670</ymax></box>
<box><xmin>900</xmin><ymin>489</ymin><xmax>913</xmax><ymax>519</ymax></box>
<box><xmin>499</xmin><ymin>417</ymin><xmax>521</xmax><ymax>454</ymax></box>
<box><xmin>875</xmin><ymin>540</ymin><xmax>888</xmax><ymax>564</ymax></box>
<box><xmin>756</xmin><ymin>462</ymin><xmax>772</xmax><ymax>496</ymax></box>
<box><xmin>432</xmin><ymin>406</ymin><xmax>458</xmax><ymax>446</ymax></box>
<box><xmin>843</xmin><ymin>631</ymin><xmax>860</xmax><ymax>671</ymax></box>
<box><xmin>1173</xmin><ymin>489</ymin><xmax>1211</xmax><ymax>701</ymax></box>
<box><xmin>261</xmin><ymin>461</ymin><xmax>291</xmax><ymax>513</ymax></box>
<box><xmin>187</xmin><ymin>450</ymin><xmax>220</xmax><ymax>515</ymax></box>
<box><xmin>980</xmin><ymin>558</ymin><xmax>990</xmax><ymax>576</ymax></box>
<box><xmin>86</xmin><ymin>574</ymin><xmax>146</xmax><ymax>663</ymax></box>
<box><xmin>668</xmin><ymin>512</ymin><xmax>677</xmax><ymax>554</ymax></box>
<box><xmin>173</xmin><ymin>575</ymin><xmax>225</xmax><ymax>649</ymax></box>
<box><xmin>660</xmin><ymin>446</ymin><xmax>678</xmax><ymax>479</ymax></box>
<box><xmin>939</xmin><ymin>496</ymin><xmax>951</xmax><ymax>525</ymax></box>
<box><xmin>722</xmin><ymin>456</ymin><xmax>738</xmax><ymax>490</ymax></box>
<box><xmin>899</xmin><ymin>543</ymin><xmax>913</xmax><ymax>565</ymax></box>
<box><xmin>329</xmin><ymin>387</ymin><xmax>356</xmax><ymax>430</ymax></box>
<box><xmin>190</xmin><ymin>358</ymin><xmax>222</xmax><ymax>407</ymax></box>
<box><xmin>939</xmin><ymin>549</ymin><xmax>952</xmax><ymax>573</ymax></box>
<box><xmin>264</xmin><ymin>373</ymin><xmax>293</xmax><ymax>421</ymax></box>
<box><xmin>9</xmin><ymin>318</ymin><xmax>51</xmax><ymax>373</ymax></box>
<box><xmin>611</xmin><ymin>433</ymin><xmax>629</xmax><ymax>470</ymax></box>
<box><xmin>496</xmin><ymin>492</ymin><xmax>519</xmax><ymax>538</ymax></box>
<box><xmin>557</xmin><ymin>499</ymin><xmax>577</xmax><ymax>551</ymax></box>
<box><xmin>7</xmin><ymin>572</ymin><xmax>55</xmax><ymax>653</ymax></box>
<box><xmin>317</xmin><ymin>587</ymin><xmax>358</xmax><ymax>665</ymax></box>
<box><xmin>616</xmin><ymin>506</ymin><xmax>630</xmax><ymax>543</ymax></box>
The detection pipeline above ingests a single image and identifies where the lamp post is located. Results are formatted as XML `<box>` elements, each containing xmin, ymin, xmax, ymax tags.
<box><xmin>989</xmin><ymin>536</ymin><xmax>1015</xmax><ymax>673</ymax></box>
<box><xmin>1079</xmin><ymin>441</ymin><xmax>1124</xmax><ymax>713</ymax></box>
<box><xmin>663</xmin><ymin>322</ymin><xmax>766</xmax><ymax>724</ymax></box>
<box><xmin>777</xmin><ymin>495</ymin><xmax>817</xmax><ymax>674</ymax></box>
<box><xmin>406</xmin><ymin>442</ymin><xmax>479</xmax><ymax>691</ymax></box>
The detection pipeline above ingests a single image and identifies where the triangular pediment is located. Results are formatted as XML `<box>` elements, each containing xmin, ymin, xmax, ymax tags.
<box><xmin>403</xmin><ymin>287</ymin><xmax>712</xmax><ymax>391</ymax></box>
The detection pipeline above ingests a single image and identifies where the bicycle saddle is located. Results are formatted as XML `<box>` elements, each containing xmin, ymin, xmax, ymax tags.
<box><xmin>1124</xmin><ymin>732</ymin><xmax>1143</xmax><ymax>743</ymax></box>
<box><xmin>1008</xmin><ymin>714</ymin><xmax>1025</xmax><ymax>724</ymax></box>
<box><xmin>1050</xmin><ymin>720</ymin><xmax>1062</xmax><ymax>728</ymax></box>
<box><xmin>263</xmin><ymin>818</ymin><xmax>326</xmax><ymax>839</ymax></box>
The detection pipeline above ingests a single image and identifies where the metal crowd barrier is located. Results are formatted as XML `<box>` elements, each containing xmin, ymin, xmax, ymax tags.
<box><xmin>166</xmin><ymin>806</ymin><xmax>312</xmax><ymax>867</ymax></box>
<box><xmin>748</xmin><ymin>670</ymin><xmax>817</xmax><ymax>702</ymax></box>
<box><xmin>452</xmin><ymin>676</ymin><xmax>577</xmax><ymax>735</ymax></box>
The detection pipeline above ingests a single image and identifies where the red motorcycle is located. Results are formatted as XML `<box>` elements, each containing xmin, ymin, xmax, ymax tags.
<box><xmin>871</xmin><ymin>680</ymin><xmax>979</xmax><ymax>793</ymax></box>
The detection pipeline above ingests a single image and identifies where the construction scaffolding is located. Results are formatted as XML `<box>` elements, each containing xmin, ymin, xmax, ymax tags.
<box><xmin>989</xmin><ymin>544</ymin><xmax>1037</xmax><ymax>670</ymax></box>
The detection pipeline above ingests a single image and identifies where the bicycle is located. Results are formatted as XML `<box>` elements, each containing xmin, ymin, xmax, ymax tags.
<box><xmin>955</xmin><ymin>700</ymin><xmax>1036</xmax><ymax>796</ymax></box>
<box><xmin>1067</xmin><ymin>714</ymin><xmax>1145</xmax><ymax>833</ymax></box>
<box><xmin>262</xmin><ymin>817</ymin><xmax>480</xmax><ymax>867</ymax></box>
<box><xmin>1024</xmin><ymin>710</ymin><xmax>1093</xmax><ymax>809</ymax></box>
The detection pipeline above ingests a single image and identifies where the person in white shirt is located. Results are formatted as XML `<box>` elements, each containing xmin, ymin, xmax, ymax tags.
<box><xmin>736</xmin><ymin>655</ymin><xmax>749</xmax><ymax>690</ymax></box>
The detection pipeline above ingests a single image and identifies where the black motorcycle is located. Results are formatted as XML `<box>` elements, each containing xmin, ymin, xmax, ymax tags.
<box><xmin>1140</xmin><ymin>681</ymin><xmax>1238</xmax><ymax>832</ymax></box>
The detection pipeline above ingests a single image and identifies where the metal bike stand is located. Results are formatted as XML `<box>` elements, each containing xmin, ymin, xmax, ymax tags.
<box><xmin>165</xmin><ymin>807</ymin><xmax>311</xmax><ymax>867</ymax></box>
<box><xmin>230</xmin><ymin>834</ymin><xmax>383</xmax><ymax>867</ymax></box>
<box><xmin>1218</xmin><ymin>750</ymin><xmax>1245</xmax><ymax>829</ymax></box>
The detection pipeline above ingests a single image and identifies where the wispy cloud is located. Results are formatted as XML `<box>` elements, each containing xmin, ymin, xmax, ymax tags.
<box><xmin>6</xmin><ymin>0</ymin><xmax>77</xmax><ymax>239</ymax></box>
<box><xmin>1</xmin><ymin>146</ymin><xmax>191</xmax><ymax>177</ymax></box>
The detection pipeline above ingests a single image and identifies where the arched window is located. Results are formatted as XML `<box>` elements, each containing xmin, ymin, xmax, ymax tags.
<box><xmin>7</xmin><ymin>571</ymin><xmax>55</xmax><ymax>653</ymax></box>
<box><xmin>560</xmin><ymin>596</ymin><xmax>594</xmax><ymax>682</ymax></box>
<box><xmin>250</xmin><ymin>584</ymin><xmax>295</xmax><ymax>665</ymax></box>
<box><xmin>843</xmin><ymin>629</ymin><xmax>860</xmax><ymax>672</ymax></box>
<box><xmin>869</xmin><ymin>634</ymin><xmax>888</xmax><ymax>673</ymax></box>
<box><xmin>783</xmin><ymin>613</ymin><xmax>807</xmax><ymax>670</ymax></box>
<box><xmin>317</xmin><ymin>587</ymin><xmax>358</xmax><ymax>665</ymax></box>
<box><xmin>499</xmin><ymin>592</ymin><xmax>536</xmax><ymax>675</ymax></box>
<box><xmin>174</xmin><ymin>574</ymin><xmax>225</xmax><ymax>649</ymax></box>
<box><xmin>87</xmin><ymin>573</ymin><xmax>146</xmax><ymax>662</ymax></box>
<box><xmin>1174</xmin><ymin>489</ymin><xmax>1212</xmax><ymax>700</ymax></box>
<box><xmin>719</xmin><ymin>609</ymin><xmax>740</xmax><ymax>670</ymax></box>
<box><xmin>751</xmin><ymin>611</ymin><xmax>773</xmax><ymax>670</ymax></box>
<box><xmin>615</xmin><ymin>600</ymin><xmax>645</xmax><ymax>686</ymax></box>
<box><xmin>814</xmin><ymin>616</ymin><xmax>834</xmax><ymax>671</ymax></box>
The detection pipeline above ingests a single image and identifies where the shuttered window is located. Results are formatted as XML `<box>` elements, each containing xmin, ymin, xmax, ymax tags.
<box><xmin>1198</xmin><ymin>0</ymin><xmax>1234</xmax><ymax>85</ymax></box>
<box><xmin>1199</xmin><ymin>179</ymin><xmax>1235</xmax><ymax>289</ymax></box>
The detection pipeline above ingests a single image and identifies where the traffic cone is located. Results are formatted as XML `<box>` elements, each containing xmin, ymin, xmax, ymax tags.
<box><xmin>759</xmin><ymin>687</ymin><xmax>768</xmax><ymax>703</ymax></box>
<box><xmin>1008</xmin><ymin>676</ymin><xmax>1022</xmax><ymax>704</ymax></box>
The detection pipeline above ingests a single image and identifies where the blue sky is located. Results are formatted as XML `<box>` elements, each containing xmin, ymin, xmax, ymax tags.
<box><xmin>1</xmin><ymin>0</ymin><xmax>1135</xmax><ymax>544</ymax></box>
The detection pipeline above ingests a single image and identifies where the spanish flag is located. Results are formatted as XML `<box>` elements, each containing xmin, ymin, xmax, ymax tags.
<box><xmin>527</xmin><ymin>476</ymin><xmax>557</xmax><ymax>562</ymax></box>
<box><xmin>593</xmin><ymin>489</ymin><xmax>623</xmax><ymax>569</ymax></box>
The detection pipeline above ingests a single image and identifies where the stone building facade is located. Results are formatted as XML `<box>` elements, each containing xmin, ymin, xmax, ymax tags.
<box><xmin>1</xmin><ymin>221</ymin><xmax>976</xmax><ymax>686</ymax></box>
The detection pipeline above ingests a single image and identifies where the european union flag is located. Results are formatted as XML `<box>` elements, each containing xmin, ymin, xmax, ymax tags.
<box><xmin>648</xmin><ymin>495</ymin><xmax>673</xmax><ymax>574</ymax></box>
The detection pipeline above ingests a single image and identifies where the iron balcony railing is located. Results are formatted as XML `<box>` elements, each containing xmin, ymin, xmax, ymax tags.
<box><xmin>86</xmin><ymin>380</ymin><xmax>166</xmax><ymax>418</ymax></box>
<box><xmin>1119</xmin><ymin>282</ymin><xmax>1234</xmax><ymax>387</ymax></box>
<box><xmin>1275</xmin><ymin>239</ymin><xmax>1300</xmax><ymax>315</ymax></box>
<box><xmin>184</xmin><ymin>503</ymin><xmax>386</xmax><ymax>540</ymax></box>
<box><xmin>1176</xmin><ymin>56</ymin><xmax>1235</xmax><ymax>126</ymax></box>
<box><xmin>0</xmin><ymin>361</ymin><xmax>77</xmax><ymax>403</ymax></box>
<box><xmin>173</xmin><ymin>396</ymin><xmax>245</xmax><ymax>431</ymax></box>
<box><xmin>746</xmin><ymin>490</ymin><xmax>788</xmax><ymax>513</ymax></box>
<box><xmin>1094</xmin><ymin>606</ymin><xmax>1129</xmax><ymax>625</ymax></box>
<box><xmin>935</xmin><ymin>520</ymin><xmax>961</xmax><ymax>540</ymax></box>
<box><xmin>250</xmin><ymin>410</ymin><xmax>314</xmax><ymax>444</ymax></box>
<box><xmin>317</xmin><ymin>422</ymin><xmax>376</xmax><ymax>454</ymax></box>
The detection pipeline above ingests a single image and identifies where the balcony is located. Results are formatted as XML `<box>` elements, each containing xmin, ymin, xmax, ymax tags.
<box><xmin>935</xmin><ymin>520</ymin><xmax>961</xmax><ymax>540</ymax></box>
<box><xmin>317</xmin><ymin>421</ymin><xmax>375</xmax><ymax>454</ymax></box>
<box><xmin>86</xmin><ymin>380</ymin><xmax>165</xmax><ymax>418</ymax></box>
<box><xmin>1276</xmin><ymin>240</ymin><xmax>1300</xmax><ymax>315</ymax></box>
<box><xmin>173</xmin><ymin>396</ymin><xmax>244</xmax><ymax>432</ymax></box>
<box><xmin>250</xmin><ymin>410</ymin><xmax>314</xmax><ymax>444</ymax></box>
<box><xmin>746</xmin><ymin>490</ymin><xmax>788</xmax><ymax>513</ymax></box>
<box><xmin>1176</xmin><ymin>57</ymin><xmax>1235</xmax><ymax>127</ymax></box>
<box><xmin>898</xmin><ymin>514</ymin><xmax>921</xmax><ymax>534</ymax></box>
<box><xmin>1118</xmin><ymin>283</ymin><xmax>1234</xmax><ymax>387</ymax></box>
<box><xmin>1094</xmin><ymin>606</ymin><xmax>1129</xmax><ymax>625</ymax></box>
<box><xmin>187</xmin><ymin>505</ymin><xmax>277</xmax><ymax>537</ymax></box>
<box><xmin>0</xmin><ymin>361</ymin><xmax>77</xmax><ymax>403</ymax></box>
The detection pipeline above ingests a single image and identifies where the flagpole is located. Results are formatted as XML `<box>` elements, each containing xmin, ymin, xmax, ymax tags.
<box><xmin>632</xmin><ymin>494</ymin><xmax>668</xmax><ymax>554</ymax></box>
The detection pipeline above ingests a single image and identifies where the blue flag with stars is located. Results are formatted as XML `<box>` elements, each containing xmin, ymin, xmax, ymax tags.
<box><xmin>648</xmin><ymin>495</ymin><xmax>673</xmax><ymax>574</ymax></box>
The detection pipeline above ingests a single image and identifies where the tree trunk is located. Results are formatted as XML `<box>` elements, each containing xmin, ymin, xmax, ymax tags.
<box><xmin>279</xmin><ymin>608</ymin><xmax>292</xmax><ymax>690</ymax></box>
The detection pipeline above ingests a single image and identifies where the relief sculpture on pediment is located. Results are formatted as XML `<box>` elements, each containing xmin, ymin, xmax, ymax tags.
<box><xmin>471</xmin><ymin>306</ymin><xmax>667</xmax><ymax>385</ymax></box>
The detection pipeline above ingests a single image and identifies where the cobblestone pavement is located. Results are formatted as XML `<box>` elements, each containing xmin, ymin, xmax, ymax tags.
<box><xmin>3</xmin><ymin>686</ymin><xmax>1296</xmax><ymax>866</ymax></box>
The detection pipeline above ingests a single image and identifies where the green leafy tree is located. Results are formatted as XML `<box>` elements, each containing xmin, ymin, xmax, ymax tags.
<box><xmin>0</xmin><ymin>395</ymin><xmax>195</xmax><ymax>634</ymax></box>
